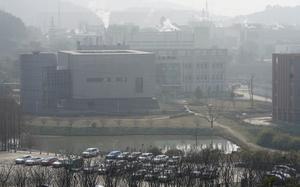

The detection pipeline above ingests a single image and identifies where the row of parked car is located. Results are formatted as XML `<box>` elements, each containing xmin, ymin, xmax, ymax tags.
<box><xmin>14</xmin><ymin>147</ymin><xmax>101</xmax><ymax>167</ymax></box>
<box><xmin>15</xmin><ymin>155</ymin><xmax>83</xmax><ymax>169</ymax></box>
<box><xmin>80</xmin><ymin>147</ymin><xmax>174</xmax><ymax>164</ymax></box>
<box><xmin>265</xmin><ymin>165</ymin><xmax>297</xmax><ymax>185</ymax></box>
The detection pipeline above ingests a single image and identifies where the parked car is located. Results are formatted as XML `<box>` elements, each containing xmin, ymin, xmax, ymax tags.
<box><xmin>138</xmin><ymin>153</ymin><xmax>153</xmax><ymax>162</ymax></box>
<box><xmin>41</xmin><ymin>157</ymin><xmax>58</xmax><ymax>166</ymax></box>
<box><xmin>15</xmin><ymin>155</ymin><xmax>32</xmax><ymax>164</ymax></box>
<box><xmin>52</xmin><ymin>158</ymin><xmax>69</xmax><ymax>168</ymax></box>
<box><xmin>25</xmin><ymin>157</ymin><xmax>43</xmax><ymax>166</ymax></box>
<box><xmin>274</xmin><ymin>165</ymin><xmax>297</xmax><ymax>177</ymax></box>
<box><xmin>52</xmin><ymin>158</ymin><xmax>84</xmax><ymax>170</ymax></box>
<box><xmin>116</xmin><ymin>152</ymin><xmax>130</xmax><ymax>160</ymax></box>
<box><xmin>128</xmin><ymin>152</ymin><xmax>142</xmax><ymax>161</ymax></box>
<box><xmin>153</xmin><ymin>155</ymin><xmax>169</xmax><ymax>164</ymax></box>
<box><xmin>83</xmin><ymin>164</ymin><xmax>100</xmax><ymax>174</ymax></box>
<box><xmin>82</xmin><ymin>148</ymin><xmax>100</xmax><ymax>158</ymax></box>
<box><xmin>106</xmin><ymin>151</ymin><xmax>122</xmax><ymax>160</ymax></box>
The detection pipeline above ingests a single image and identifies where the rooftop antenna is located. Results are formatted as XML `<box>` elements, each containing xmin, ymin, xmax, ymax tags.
<box><xmin>57</xmin><ymin>0</ymin><xmax>61</xmax><ymax>29</ymax></box>
<box><xmin>205</xmin><ymin>0</ymin><xmax>209</xmax><ymax>20</ymax></box>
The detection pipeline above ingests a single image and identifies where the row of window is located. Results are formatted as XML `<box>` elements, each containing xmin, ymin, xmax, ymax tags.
<box><xmin>86</xmin><ymin>77</ymin><xmax>128</xmax><ymax>83</ymax></box>
<box><xmin>184</xmin><ymin>74</ymin><xmax>224</xmax><ymax>81</ymax></box>
<box><xmin>184</xmin><ymin>63</ymin><xmax>224</xmax><ymax>69</ymax></box>
<box><xmin>184</xmin><ymin>85</ymin><xmax>223</xmax><ymax>92</ymax></box>
<box><xmin>156</xmin><ymin>50</ymin><xmax>227</xmax><ymax>57</ymax></box>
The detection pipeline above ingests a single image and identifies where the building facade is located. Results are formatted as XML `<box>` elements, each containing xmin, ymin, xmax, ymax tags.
<box><xmin>20</xmin><ymin>52</ymin><xmax>57</xmax><ymax>114</ymax></box>
<box><xmin>20</xmin><ymin>50</ymin><xmax>158</xmax><ymax>115</ymax></box>
<box><xmin>152</xmin><ymin>48</ymin><xmax>228</xmax><ymax>95</ymax></box>
<box><xmin>273</xmin><ymin>53</ymin><xmax>300</xmax><ymax>123</ymax></box>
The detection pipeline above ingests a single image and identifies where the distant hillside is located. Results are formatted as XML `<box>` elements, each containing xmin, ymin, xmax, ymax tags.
<box><xmin>0</xmin><ymin>10</ymin><xmax>27</xmax><ymax>54</ymax></box>
<box><xmin>0</xmin><ymin>0</ymin><xmax>101</xmax><ymax>30</ymax></box>
<box><xmin>234</xmin><ymin>5</ymin><xmax>300</xmax><ymax>25</ymax></box>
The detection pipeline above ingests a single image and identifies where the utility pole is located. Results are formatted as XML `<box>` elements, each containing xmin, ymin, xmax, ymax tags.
<box><xmin>249</xmin><ymin>75</ymin><xmax>254</xmax><ymax>108</ymax></box>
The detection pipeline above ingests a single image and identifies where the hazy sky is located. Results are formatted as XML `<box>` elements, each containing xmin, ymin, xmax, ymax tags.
<box><xmin>66</xmin><ymin>0</ymin><xmax>300</xmax><ymax>16</ymax></box>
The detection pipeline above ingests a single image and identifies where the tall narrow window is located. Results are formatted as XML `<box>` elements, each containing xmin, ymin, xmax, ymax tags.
<box><xmin>135</xmin><ymin>77</ymin><xmax>143</xmax><ymax>93</ymax></box>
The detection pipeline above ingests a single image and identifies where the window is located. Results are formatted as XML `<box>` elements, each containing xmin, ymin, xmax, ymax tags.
<box><xmin>135</xmin><ymin>77</ymin><xmax>143</xmax><ymax>93</ymax></box>
<box><xmin>116</xmin><ymin>77</ymin><xmax>123</xmax><ymax>82</ymax></box>
<box><xmin>86</xmin><ymin>77</ymin><xmax>104</xmax><ymax>82</ymax></box>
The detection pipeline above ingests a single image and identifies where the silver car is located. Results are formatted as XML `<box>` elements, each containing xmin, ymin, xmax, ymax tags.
<box><xmin>82</xmin><ymin>148</ymin><xmax>100</xmax><ymax>158</ymax></box>
<box><xmin>25</xmin><ymin>157</ymin><xmax>43</xmax><ymax>166</ymax></box>
<box><xmin>15</xmin><ymin>155</ymin><xmax>32</xmax><ymax>164</ymax></box>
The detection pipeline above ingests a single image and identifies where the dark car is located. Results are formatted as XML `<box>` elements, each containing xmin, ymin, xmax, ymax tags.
<box><xmin>132</xmin><ymin>169</ymin><xmax>147</xmax><ymax>180</ymax></box>
<box><xmin>41</xmin><ymin>157</ymin><xmax>58</xmax><ymax>166</ymax></box>
<box><xmin>83</xmin><ymin>164</ymin><xmax>100</xmax><ymax>174</ymax></box>
<box><xmin>15</xmin><ymin>155</ymin><xmax>32</xmax><ymax>165</ymax></box>
<box><xmin>98</xmin><ymin>165</ymin><xmax>107</xmax><ymax>175</ymax></box>
<box><xmin>52</xmin><ymin>158</ymin><xmax>83</xmax><ymax>171</ymax></box>
<box><xmin>106</xmin><ymin>151</ymin><xmax>122</xmax><ymax>160</ymax></box>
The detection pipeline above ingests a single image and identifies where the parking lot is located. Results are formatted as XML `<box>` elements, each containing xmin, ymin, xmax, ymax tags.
<box><xmin>1</xmin><ymin>148</ymin><xmax>298</xmax><ymax>187</ymax></box>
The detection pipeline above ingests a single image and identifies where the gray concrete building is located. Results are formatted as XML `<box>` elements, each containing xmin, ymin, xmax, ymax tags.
<box><xmin>273</xmin><ymin>53</ymin><xmax>300</xmax><ymax>123</ymax></box>
<box><xmin>20</xmin><ymin>52</ymin><xmax>57</xmax><ymax>114</ymax></box>
<box><xmin>20</xmin><ymin>50</ymin><xmax>158</xmax><ymax>115</ymax></box>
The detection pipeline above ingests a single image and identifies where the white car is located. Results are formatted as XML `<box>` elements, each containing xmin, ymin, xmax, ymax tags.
<box><xmin>15</xmin><ymin>155</ymin><xmax>32</xmax><ymax>164</ymax></box>
<box><xmin>138</xmin><ymin>153</ymin><xmax>153</xmax><ymax>162</ymax></box>
<box><xmin>82</xmin><ymin>148</ymin><xmax>100</xmax><ymax>158</ymax></box>
<box><xmin>153</xmin><ymin>155</ymin><xmax>169</xmax><ymax>164</ymax></box>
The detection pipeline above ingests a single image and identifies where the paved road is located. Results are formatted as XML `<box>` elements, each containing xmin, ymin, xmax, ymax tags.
<box><xmin>184</xmin><ymin>105</ymin><xmax>279</xmax><ymax>152</ymax></box>
<box><xmin>235</xmin><ymin>89</ymin><xmax>272</xmax><ymax>103</ymax></box>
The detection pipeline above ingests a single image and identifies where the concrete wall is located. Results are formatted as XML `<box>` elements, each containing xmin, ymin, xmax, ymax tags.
<box><xmin>20</xmin><ymin>52</ymin><xmax>57</xmax><ymax>114</ymax></box>
<box><xmin>58</xmin><ymin>51</ymin><xmax>156</xmax><ymax>99</ymax></box>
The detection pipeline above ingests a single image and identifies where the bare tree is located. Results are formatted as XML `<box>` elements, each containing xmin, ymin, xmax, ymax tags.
<box><xmin>54</xmin><ymin>117</ymin><xmax>61</xmax><ymax>127</ymax></box>
<box><xmin>132</xmin><ymin>119</ymin><xmax>138</xmax><ymax>128</ymax></box>
<box><xmin>0</xmin><ymin>164</ymin><xmax>13</xmax><ymax>186</ymax></box>
<box><xmin>193</xmin><ymin>117</ymin><xmax>201</xmax><ymax>147</ymax></box>
<box><xmin>248</xmin><ymin>75</ymin><xmax>254</xmax><ymax>108</ymax></box>
<box><xmin>12</xmin><ymin>166</ymin><xmax>27</xmax><ymax>187</ymax></box>
<box><xmin>115</xmin><ymin>119</ymin><xmax>122</xmax><ymax>127</ymax></box>
<box><xmin>99</xmin><ymin>118</ymin><xmax>107</xmax><ymax>128</ymax></box>
<box><xmin>146</xmin><ymin>118</ymin><xmax>153</xmax><ymax>128</ymax></box>
<box><xmin>41</xmin><ymin>118</ymin><xmax>47</xmax><ymax>126</ymax></box>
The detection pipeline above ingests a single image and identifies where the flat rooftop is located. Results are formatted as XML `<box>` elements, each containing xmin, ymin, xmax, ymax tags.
<box><xmin>60</xmin><ymin>50</ymin><xmax>152</xmax><ymax>55</ymax></box>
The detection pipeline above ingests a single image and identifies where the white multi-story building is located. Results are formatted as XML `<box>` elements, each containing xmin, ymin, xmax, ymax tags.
<box><xmin>154</xmin><ymin>48</ymin><xmax>228</xmax><ymax>94</ymax></box>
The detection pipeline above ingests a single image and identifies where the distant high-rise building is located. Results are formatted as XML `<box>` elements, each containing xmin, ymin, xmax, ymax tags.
<box><xmin>272</xmin><ymin>53</ymin><xmax>300</xmax><ymax>123</ymax></box>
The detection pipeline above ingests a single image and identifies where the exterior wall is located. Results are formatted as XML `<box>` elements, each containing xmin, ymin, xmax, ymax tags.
<box><xmin>273</xmin><ymin>54</ymin><xmax>300</xmax><ymax>123</ymax></box>
<box><xmin>58</xmin><ymin>51</ymin><xmax>156</xmax><ymax>99</ymax></box>
<box><xmin>154</xmin><ymin>49</ymin><xmax>228</xmax><ymax>94</ymax></box>
<box><xmin>20</xmin><ymin>52</ymin><xmax>57</xmax><ymax>114</ymax></box>
<box><xmin>44</xmin><ymin>67</ymin><xmax>71</xmax><ymax>110</ymax></box>
<box><xmin>128</xmin><ymin>31</ymin><xmax>195</xmax><ymax>50</ymax></box>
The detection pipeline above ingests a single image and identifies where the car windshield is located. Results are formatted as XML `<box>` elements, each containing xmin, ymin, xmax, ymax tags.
<box><xmin>86</xmin><ymin>148</ymin><xmax>96</xmax><ymax>152</ymax></box>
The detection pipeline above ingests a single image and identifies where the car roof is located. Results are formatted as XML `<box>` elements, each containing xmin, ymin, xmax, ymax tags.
<box><xmin>109</xmin><ymin>151</ymin><xmax>121</xmax><ymax>153</ymax></box>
